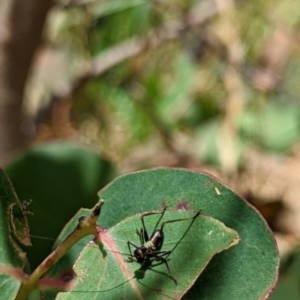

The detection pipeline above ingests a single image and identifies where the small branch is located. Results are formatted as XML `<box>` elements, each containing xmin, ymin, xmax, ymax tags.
<box><xmin>15</xmin><ymin>199</ymin><xmax>105</xmax><ymax>300</ymax></box>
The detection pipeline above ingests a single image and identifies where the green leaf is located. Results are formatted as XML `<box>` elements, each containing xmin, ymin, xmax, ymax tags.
<box><xmin>239</xmin><ymin>102</ymin><xmax>300</xmax><ymax>152</ymax></box>
<box><xmin>88</xmin><ymin>1</ymin><xmax>151</xmax><ymax>55</ymax></box>
<box><xmin>270</xmin><ymin>245</ymin><xmax>300</xmax><ymax>300</ymax></box>
<box><xmin>90</xmin><ymin>0</ymin><xmax>148</xmax><ymax>19</ymax></box>
<box><xmin>98</xmin><ymin>169</ymin><xmax>278</xmax><ymax>299</ymax></box>
<box><xmin>0</xmin><ymin>168</ymin><xmax>29</xmax><ymax>299</ymax></box>
<box><xmin>56</xmin><ymin>210</ymin><xmax>239</xmax><ymax>299</ymax></box>
<box><xmin>158</xmin><ymin>52</ymin><xmax>197</xmax><ymax>126</ymax></box>
<box><xmin>38</xmin><ymin>168</ymin><xmax>278</xmax><ymax>299</ymax></box>
<box><xmin>5</xmin><ymin>142</ymin><xmax>116</xmax><ymax>270</ymax></box>
<box><xmin>195</xmin><ymin>119</ymin><xmax>222</xmax><ymax>165</ymax></box>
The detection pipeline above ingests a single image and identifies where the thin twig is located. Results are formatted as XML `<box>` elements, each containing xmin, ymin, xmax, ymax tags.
<box><xmin>15</xmin><ymin>200</ymin><xmax>105</xmax><ymax>300</ymax></box>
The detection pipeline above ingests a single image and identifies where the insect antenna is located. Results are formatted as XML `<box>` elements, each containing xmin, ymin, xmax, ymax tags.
<box><xmin>161</xmin><ymin>210</ymin><xmax>201</xmax><ymax>257</ymax></box>
<box><xmin>140</xmin><ymin>206</ymin><xmax>167</xmax><ymax>241</ymax></box>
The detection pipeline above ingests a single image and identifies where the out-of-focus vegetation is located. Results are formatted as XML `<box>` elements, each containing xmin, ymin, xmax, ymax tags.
<box><xmin>5</xmin><ymin>142</ymin><xmax>116</xmax><ymax>269</ymax></box>
<box><xmin>3</xmin><ymin>0</ymin><xmax>300</xmax><ymax>298</ymax></box>
<box><xmin>28</xmin><ymin>0</ymin><xmax>300</xmax><ymax>245</ymax></box>
<box><xmin>30</xmin><ymin>0</ymin><xmax>300</xmax><ymax>173</ymax></box>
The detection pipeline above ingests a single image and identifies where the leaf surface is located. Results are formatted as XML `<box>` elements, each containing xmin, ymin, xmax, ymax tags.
<box><xmin>97</xmin><ymin>169</ymin><xmax>278</xmax><ymax>299</ymax></box>
<box><xmin>57</xmin><ymin>210</ymin><xmax>239</xmax><ymax>299</ymax></box>
<box><xmin>31</xmin><ymin>168</ymin><xmax>278</xmax><ymax>300</ymax></box>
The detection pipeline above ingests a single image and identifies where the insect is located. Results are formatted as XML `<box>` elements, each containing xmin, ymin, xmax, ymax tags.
<box><xmin>126</xmin><ymin>206</ymin><xmax>201</xmax><ymax>284</ymax></box>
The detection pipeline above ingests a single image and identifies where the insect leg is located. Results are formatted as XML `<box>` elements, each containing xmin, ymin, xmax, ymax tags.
<box><xmin>136</xmin><ymin>228</ymin><xmax>144</xmax><ymax>244</ymax></box>
<box><xmin>141</xmin><ymin>206</ymin><xmax>167</xmax><ymax>241</ymax></box>
<box><xmin>160</xmin><ymin>210</ymin><xmax>201</xmax><ymax>231</ymax></box>
<box><xmin>160</xmin><ymin>210</ymin><xmax>201</xmax><ymax>256</ymax></box>
<box><xmin>150</xmin><ymin>252</ymin><xmax>177</xmax><ymax>284</ymax></box>
<box><xmin>149</xmin><ymin>250</ymin><xmax>171</xmax><ymax>259</ymax></box>
<box><xmin>126</xmin><ymin>241</ymin><xmax>139</xmax><ymax>262</ymax></box>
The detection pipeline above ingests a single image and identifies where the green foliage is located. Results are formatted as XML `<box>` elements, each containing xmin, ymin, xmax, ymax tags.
<box><xmin>57</xmin><ymin>211</ymin><xmax>239</xmax><ymax>300</ymax></box>
<box><xmin>98</xmin><ymin>169</ymin><xmax>278</xmax><ymax>299</ymax></box>
<box><xmin>195</xmin><ymin>101</ymin><xmax>300</xmax><ymax>167</ymax></box>
<box><xmin>35</xmin><ymin>168</ymin><xmax>278</xmax><ymax>299</ymax></box>
<box><xmin>0</xmin><ymin>168</ymin><xmax>278</xmax><ymax>299</ymax></box>
<box><xmin>43</xmin><ymin>0</ymin><xmax>300</xmax><ymax>169</ymax></box>
<box><xmin>0</xmin><ymin>169</ymin><xmax>28</xmax><ymax>299</ymax></box>
<box><xmin>51</xmin><ymin>0</ymin><xmax>151</xmax><ymax>56</ymax></box>
<box><xmin>88</xmin><ymin>0</ymin><xmax>151</xmax><ymax>55</ymax></box>
<box><xmin>239</xmin><ymin>102</ymin><xmax>300</xmax><ymax>152</ymax></box>
<box><xmin>5</xmin><ymin>142</ymin><xmax>116</xmax><ymax>270</ymax></box>
<box><xmin>270</xmin><ymin>245</ymin><xmax>300</xmax><ymax>300</ymax></box>
<box><xmin>157</xmin><ymin>52</ymin><xmax>197</xmax><ymax>126</ymax></box>
<box><xmin>3</xmin><ymin>1</ymin><xmax>297</xmax><ymax>297</ymax></box>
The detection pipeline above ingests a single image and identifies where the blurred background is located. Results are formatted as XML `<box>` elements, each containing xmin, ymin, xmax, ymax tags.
<box><xmin>1</xmin><ymin>0</ymin><xmax>300</xmax><ymax>297</ymax></box>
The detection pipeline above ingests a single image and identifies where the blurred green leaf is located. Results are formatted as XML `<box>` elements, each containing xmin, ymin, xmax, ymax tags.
<box><xmin>195</xmin><ymin>119</ymin><xmax>221</xmax><ymax>165</ymax></box>
<box><xmin>195</xmin><ymin>119</ymin><xmax>244</xmax><ymax>167</ymax></box>
<box><xmin>90</xmin><ymin>0</ymin><xmax>148</xmax><ymax>19</ymax></box>
<box><xmin>270</xmin><ymin>245</ymin><xmax>300</xmax><ymax>300</ymax></box>
<box><xmin>88</xmin><ymin>1</ymin><xmax>151</xmax><ymax>55</ymax></box>
<box><xmin>0</xmin><ymin>168</ymin><xmax>28</xmax><ymax>299</ymax></box>
<box><xmin>158</xmin><ymin>52</ymin><xmax>197</xmax><ymax>126</ymax></box>
<box><xmin>239</xmin><ymin>102</ymin><xmax>300</xmax><ymax>152</ymax></box>
<box><xmin>5</xmin><ymin>142</ymin><xmax>116</xmax><ymax>270</ymax></box>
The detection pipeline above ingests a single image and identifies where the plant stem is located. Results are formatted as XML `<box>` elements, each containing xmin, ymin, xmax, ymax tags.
<box><xmin>15</xmin><ymin>199</ymin><xmax>104</xmax><ymax>300</ymax></box>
